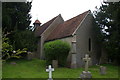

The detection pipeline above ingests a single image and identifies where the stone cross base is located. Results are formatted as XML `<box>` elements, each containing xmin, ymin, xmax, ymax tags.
<box><xmin>48</xmin><ymin>78</ymin><xmax>53</xmax><ymax>80</ymax></box>
<box><xmin>80</xmin><ymin>71</ymin><xmax>92</xmax><ymax>79</ymax></box>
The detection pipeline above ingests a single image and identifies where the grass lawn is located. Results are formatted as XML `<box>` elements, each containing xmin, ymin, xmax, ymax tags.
<box><xmin>2</xmin><ymin>59</ymin><xmax>119</xmax><ymax>78</ymax></box>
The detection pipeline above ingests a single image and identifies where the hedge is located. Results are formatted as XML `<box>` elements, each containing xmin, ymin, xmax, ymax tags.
<box><xmin>44</xmin><ymin>40</ymin><xmax>71</xmax><ymax>67</ymax></box>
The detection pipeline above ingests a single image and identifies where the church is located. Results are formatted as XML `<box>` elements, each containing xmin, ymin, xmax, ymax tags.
<box><xmin>33</xmin><ymin>10</ymin><xmax>102</xmax><ymax>67</ymax></box>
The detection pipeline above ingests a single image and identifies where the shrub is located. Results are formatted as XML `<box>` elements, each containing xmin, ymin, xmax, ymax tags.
<box><xmin>2</xmin><ymin>37</ymin><xmax>27</xmax><ymax>60</ymax></box>
<box><xmin>44</xmin><ymin>40</ymin><xmax>71</xmax><ymax>67</ymax></box>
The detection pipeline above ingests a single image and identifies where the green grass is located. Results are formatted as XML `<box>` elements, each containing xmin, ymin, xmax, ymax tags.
<box><xmin>2</xmin><ymin>59</ymin><xmax>119</xmax><ymax>78</ymax></box>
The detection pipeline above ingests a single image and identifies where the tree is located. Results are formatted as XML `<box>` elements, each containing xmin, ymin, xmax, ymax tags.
<box><xmin>94</xmin><ymin>2</ymin><xmax>120</xmax><ymax>64</ymax></box>
<box><xmin>2</xmin><ymin>2</ymin><xmax>32</xmax><ymax>33</ymax></box>
<box><xmin>14</xmin><ymin>30</ymin><xmax>38</xmax><ymax>51</ymax></box>
<box><xmin>2</xmin><ymin>2</ymin><xmax>38</xmax><ymax>52</ymax></box>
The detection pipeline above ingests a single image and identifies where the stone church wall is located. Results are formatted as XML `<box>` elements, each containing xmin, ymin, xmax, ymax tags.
<box><xmin>76</xmin><ymin>13</ymin><xmax>101</xmax><ymax>67</ymax></box>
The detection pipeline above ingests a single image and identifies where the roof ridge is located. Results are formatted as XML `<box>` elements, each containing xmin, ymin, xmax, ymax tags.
<box><xmin>41</xmin><ymin>14</ymin><xmax>63</xmax><ymax>35</ymax></box>
<box><xmin>72</xmin><ymin>10</ymin><xmax>90</xmax><ymax>35</ymax></box>
<box><xmin>41</xmin><ymin>15</ymin><xmax>59</xmax><ymax>26</ymax></box>
<box><xmin>65</xmin><ymin>10</ymin><xmax>90</xmax><ymax>22</ymax></box>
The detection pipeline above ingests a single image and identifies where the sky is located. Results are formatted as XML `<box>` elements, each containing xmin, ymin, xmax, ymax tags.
<box><xmin>28</xmin><ymin>0</ymin><xmax>103</xmax><ymax>26</ymax></box>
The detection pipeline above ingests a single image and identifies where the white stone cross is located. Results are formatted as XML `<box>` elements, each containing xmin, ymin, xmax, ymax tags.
<box><xmin>46</xmin><ymin>65</ymin><xmax>54</xmax><ymax>79</ymax></box>
<box><xmin>83</xmin><ymin>54</ymin><xmax>91</xmax><ymax>72</ymax></box>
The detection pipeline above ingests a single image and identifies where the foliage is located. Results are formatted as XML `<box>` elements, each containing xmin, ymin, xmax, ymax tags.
<box><xmin>2</xmin><ymin>2</ymin><xmax>32</xmax><ymax>33</ymax></box>
<box><xmin>2</xmin><ymin>36</ymin><xmax>27</xmax><ymax>60</ymax></box>
<box><xmin>2</xmin><ymin>2</ymin><xmax>38</xmax><ymax>52</ymax></box>
<box><xmin>44</xmin><ymin>40</ymin><xmax>71</xmax><ymax>67</ymax></box>
<box><xmin>94</xmin><ymin>2</ymin><xmax>120</xmax><ymax>64</ymax></box>
<box><xmin>2</xmin><ymin>37</ymin><xmax>13</xmax><ymax>59</ymax></box>
<box><xmin>13</xmin><ymin>30</ymin><xmax>38</xmax><ymax>51</ymax></box>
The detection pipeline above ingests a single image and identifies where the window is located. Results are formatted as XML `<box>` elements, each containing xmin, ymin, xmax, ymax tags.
<box><xmin>88</xmin><ymin>38</ymin><xmax>91</xmax><ymax>51</ymax></box>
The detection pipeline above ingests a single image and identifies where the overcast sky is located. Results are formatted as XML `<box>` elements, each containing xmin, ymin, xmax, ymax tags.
<box><xmin>28</xmin><ymin>0</ymin><xmax>103</xmax><ymax>26</ymax></box>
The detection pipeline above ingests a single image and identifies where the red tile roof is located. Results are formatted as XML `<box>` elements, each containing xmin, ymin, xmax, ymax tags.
<box><xmin>46</xmin><ymin>10</ymin><xmax>90</xmax><ymax>41</ymax></box>
<box><xmin>34</xmin><ymin>20</ymin><xmax>41</xmax><ymax>24</ymax></box>
<box><xmin>35</xmin><ymin>16</ymin><xmax>58</xmax><ymax>37</ymax></box>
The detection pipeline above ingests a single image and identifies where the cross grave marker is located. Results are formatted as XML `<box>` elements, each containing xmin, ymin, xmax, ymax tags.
<box><xmin>83</xmin><ymin>54</ymin><xmax>91</xmax><ymax>72</ymax></box>
<box><xmin>80</xmin><ymin>54</ymin><xmax>92</xmax><ymax>79</ymax></box>
<box><xmin>46</xmin><ymin>65</ymin><xmax>54</xmax><ymax>80</ymax></box>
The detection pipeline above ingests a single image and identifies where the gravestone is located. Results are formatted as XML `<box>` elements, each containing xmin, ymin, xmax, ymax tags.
<box><xmin>27</xmin><ymin>52</ymin><xmax>32</xmax><ymax>60</ymax></box>
<box><xmin>80</xmin><ymin>54</ymin><xmax>92</xmax><ymax>79</ymax></box>
<box><xmin>71</xmin><ymin>41</ymin><xmax>77</xmax><ymax>68</ymax></box>
<box><xmin>46</xmin><ymin>65</ymin><xmax>54</xmax><ymax>80</ymax></box>
<box><xmin>100</xmin><ymin>66</ymin><xmax>106</xmax><ymax>75</ymax></box>
<box><xmin>52</xmin><ymin>60</ymin><xmax>58</xmax><ymax>68</ymax></box>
